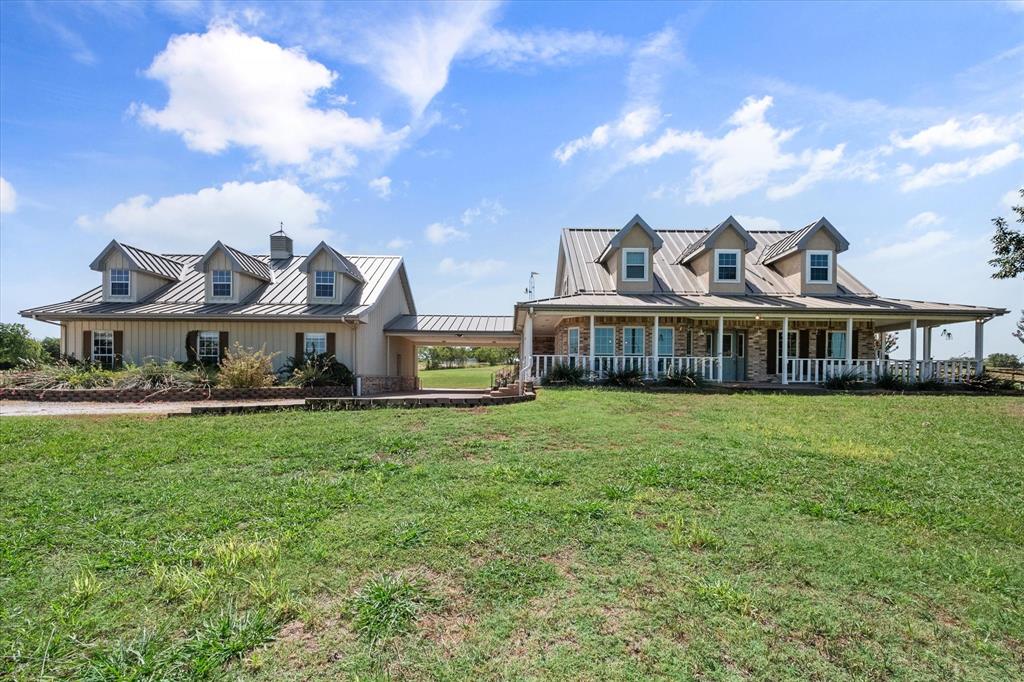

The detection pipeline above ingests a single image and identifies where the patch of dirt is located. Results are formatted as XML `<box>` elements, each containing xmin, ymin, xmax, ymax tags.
<box><xmin>409</xmin><ymin>566</ymin><xmax>477</xmax><ymax>657</ymax></box>
<box><xmin>543</xmin><ymin>546</ymin><xmax>579</xmax><ymax>581</ymax></box>
<box><xmin>277</xmin><ymin>619</ymin><xmax>320</xmax><ymax>654</ymax></box>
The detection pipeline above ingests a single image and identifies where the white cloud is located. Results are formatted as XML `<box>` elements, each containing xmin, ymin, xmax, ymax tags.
<box><xmin>905</xmin><ymin>211</ymin><xmax>944</xmax><ymax>230</ymax></box>
<box><xmin>467</xmin><ymin>27</ymin><xmax>625</xmax><ymax>69</ymax></box>
<box><xmin>629</xmin><ymin>96</ymin><xmax>845</xmax><ymax>204</ymax></box>
<box><xmin>554</xmin><ymin>106</ymin><xmax>660</xmax><ymax>164</ymax></box>
<box><xmin>868</xmin><ymin>230</ymin><xmax>954</xmax><ymax>259</ymax></box>
<box><xmin>424</xmin><ymin>222</ymin><xmax>467</xmax><ymax>244</ymax></box>
<box><xmin>1003</xmin><ymin>187</ymin><xmax>1023</xmax><ymax>209</ymax></box>
<box><xmin>438</xmin><ymin>256</ymin><xmax>505</xmax><ymax>278</ymax></box>
<box><xmin>386</xmin><ymin>237</ymin><xmax>410</xmax><ymax>250</ymax></box>
<box><xmin>75</xmin><ymin>180</ymin><xmax>330</xmax><ymax>251</ymax></box>
<box><xmin>0</xmin><ymin>177</ymin><xmax>17</xmax><ymax>214</ymax></box>
<box><xmin>136</xmin><ymin>24</ymin><xmax>407</xmax><ymax>179</ymax></box>
<box><xmin>461</xmin><ymin>198</ymin><xmax>507</xmax><ymax>225</ymax></box>
<box><xmin>899</xmin><ymin>143</ymin><xmax>1024</xmax><ymax>192</ymax></box>
<box><xmin>890</xmin><ymin>114</ymin><xmax>1024</xmax><ymax>155</ymax></box>
<box><xmin>369</xmin><ymin>176</ymin><xmax>392</xmax><ymax>199</ymax></box>
<box><xmin>734</xmin><ymin>215</ymin><xmax>782</xmax><ymax>230</ymax></box>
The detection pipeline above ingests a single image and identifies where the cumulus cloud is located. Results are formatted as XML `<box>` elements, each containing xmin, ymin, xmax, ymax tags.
<box><xmin>766</xmin><ymin>144</ymin><xmax>846</xmax><ymax>200</ymax></box>
<box><xmin>734</xmin><ymin>215</ymin><xmax>782</xmax><ymax>230</ymax></box>
<box><xmin>135</xmin><ymin>24</ymin><xmax>407</xmax><ymax>179</ymax></box>
<box><xmin>438</xmin><ymin>256</ymin><xmax>505</xmax><ymax>278</ymax></box>
<box><xmin>369</xmin><ymin>176</ymin><xmax>392</xmax><ymax>198</ymax></box>
<box><xmin>905</xmin><ymin>211</ymin><xmax>944</xmax><ymax>230</ymax></box>
<box><xmin>554</xmin><ymin>107</ymin><xmax>660</xmax><ymax>164</ymax></box>
<box><xmin>386</xmin><ymin>237</ymin><xmax>410</xmax><ymax>250</ymax></box>
<box><xmin>868</xmin><ymin>231</ymin><xmax>953</xmax><ymax>259</ymax></box>
<box><xmin>424</xmin><ymin>222</ymin><xmax>467</xmax><ymax>244</ymax></box>
<box><xmin>890</xmin><ymin>114</ymin><xmax>1024</xmax><ymax>155</ymax></box>
<box><xmin>461</xmin><ymin>198</ymin><xmax>507</xmax><ymax>225</ymax></box>
<box><xmin>0</xmin><ymin>177</ymin><xmax>17</xmax><ymax>214</ymax></box>
<box><xmin>899</xmin><ymin>143</ymin><xmax>1023</xmax><ymax>192</ymax></box>
<box><xmin>75</xmin><ymin>180</ymin><xmax>331</xmax><ymax>251</ymax></box>
<box><xmin>467</xmin><ymin>27</ymin><xmax>625</xmax><ymax>69</ymax></box>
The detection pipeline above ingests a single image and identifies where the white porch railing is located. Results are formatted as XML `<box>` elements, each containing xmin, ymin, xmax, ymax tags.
<box><xmin>531</xmin><ymin>355</ymin><xmax>718</xmax><ymax>382</ymax></box>
<box><xmin>783</xmin><ymin>358</ymin><xmax>976</xmax><ymax>384</ymax></box>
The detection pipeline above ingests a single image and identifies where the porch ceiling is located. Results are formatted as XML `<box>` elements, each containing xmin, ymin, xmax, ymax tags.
<box><xmin>384</xmin><ymin>314</ymin><xmax>520</xmax><ymax>346</ymax></box>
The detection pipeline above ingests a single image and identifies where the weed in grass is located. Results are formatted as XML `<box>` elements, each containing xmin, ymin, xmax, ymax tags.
<box><xmin>349</xmin><ymin>573</ymin><xmax>429</xmax><ymax>645</ymax></box>
<box><xmin>691</xmin><ymin>577</ymin><xmax>754</xmax><ymax>615</ymax></box>
<box><xmin>667</xmin><ymin>517</ymin><xmax>723</xmax><ymax>551</ymax></box>
<box><xmin>69</xmin><ymin>570</ymin><xmax>102</xmax><ymax>606</ymax></box>
<box><xmin>601</xmin><ymin>483</ymin><xmax>635</xmax><ymax>501</ymax></box>
<box><xmin>390</xmin><ymin>518</ymin><xmax>429</xmax><ymax>548</ymax></box>
<box><xmin>183</xmin><ymin>606</ymin><xmax>278</xmax><ymax>677</ymax></box>
<box><xmin>468</xmin><ymin>558</ymin><xmax>560</xmax><ymax>605</ymax></box>
<box><xmin>85</xmin><ymin>629</ymin><xmax>179</xmax><ymax>682</ymax></box>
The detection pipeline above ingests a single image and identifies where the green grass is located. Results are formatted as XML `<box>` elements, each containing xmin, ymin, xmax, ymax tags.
<box><xmin>418</xmin><ymin>364</ymin><xmax>513</xmax><ymax>388</ymax></box>
<box><xmin>2</xmin><ymin>390</ymin><xmax>1023</xmax><ymax>680</ymax></box>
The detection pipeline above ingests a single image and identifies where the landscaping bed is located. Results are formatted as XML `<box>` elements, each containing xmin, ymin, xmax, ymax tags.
<box><xmin>0</xmin><ymin>385</ymin><xmax>352</xmax><ymax>402</ymax></box>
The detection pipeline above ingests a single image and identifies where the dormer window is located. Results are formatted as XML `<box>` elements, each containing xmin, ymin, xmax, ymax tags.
<box><xmin>714</xmin><ymin>249</ymin><xmax>741</xmax><ymax>282</ymax></box>
<box><xmin>622</xmin><ymin>248</ymin><xmax>648</xmax><ymax>281</ymax></box>
<box><xmin>807</xmin><ymin>251</ymin><xmax>832</xmax><ymax>283</ymax></box>
<box><xmin>212</xmin><ymin>270</ymin><xmax>232</xmax><ymax>297</ymax></box>
<box><xmin>110</xmin><ymin>269</ymin><xmax>130</xmax><ymax>297</ymax></box>
<box><xmin>314</xmin><ymin>271</ymin><xmax>335</xmax><ymax>298</ymax></box>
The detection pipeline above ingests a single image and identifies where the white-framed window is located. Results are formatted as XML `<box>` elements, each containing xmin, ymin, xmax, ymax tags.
<box><xmin>92</xmin><ymin>330</ymin><xmax>114</xmax><ymax>367</ymax></box>
<box><xmin>109</xmin><ymin>269</ymin><xmax>130</xmax><ymax>297</ymax></box>
<box><xmin>714</xmin><ymin>249</ymin><xmax>741</xmax><ymax>282</ymax></box>
<box><xmin>304</xmin><ymin>332</ymin><xmax>327</xmax><ymax>356</ymax></box>
<box><xmin>314</xmin><ymin>271</ymin><xmax>335</xmax><ymax>298</ymax></box>
<box><xmin>212</xmin><ymin>270</ymin><xmax>232</xmax><ymax>297</ymax></box>
<box><xmin>567</xmin><ymin>327</ymin><xmax>580</xmax><ymax>355</ymax></box>
<box><xmin>621</xmin><ymin>248</ymin><xmax>649</xmax><ymax>281</ymax></box>
<box><xmin>198</xmin><ymin>331</ymin><xmax>220</xmax><ymax>362</ymax></box>
<box><xmin>826</xmin><ymin>331</ymin><xmax>847</xmax><ymax>359</ymax></box>
<box><xmin>806</xmin><ymin>250</ymin><xmax>832</xmax><ymax>283</ymax></box>
<box><xmin>623</xmin><ymin>327</ymin><xmax>645</xmax><ymax>356</ymax></box>
<box><xmin>737</xmin><ymin>332</ymin><xmax>745</xmax><ymax>358</ymax></box>
<box><xmin>593</xmin><ymin>327</ymin><xmax>614</xmax><ymax>356</ymax></box>
<box><xmin>776</xmin><ymin>331</ymin><xmax>798</xmax><ymax>358</ymax></box>
<box><xmin>657</xmin><ymin>328</ymin><xmax>674</xmax><ymax>357</ymax></box>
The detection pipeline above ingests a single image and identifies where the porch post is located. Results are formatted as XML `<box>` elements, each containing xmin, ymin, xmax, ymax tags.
<box><xmin>589</xmin><ymin>314</ymin><xmax>596</xmax><ymax>377</ymax></box>
<box><xmin>975</xmin><ymin>319</ymin><xmax>984</xmax><ymax>376</ymax></box>
<box><xmin>909</xmin><ymin>319</ymin><xmax>918</xmax><ymax>382</ymax></box>
<box><xmin>652</xmin><ymin>315</ymin><xmax>659</xmax><ymax>379</ymax></box>
<box><xmin>524</xmin><ymin>310</ymin><xmax>534</xmax><ymax>380</ymax></box>
<box><xmin>922</xmin><ymin>326</ymin><xmax>932</xmax><ymax>379</ymax></box>
<box><xmin>781</xmin><ymin>317</ymin><xmax>789</xmax><ymax>385</ymax></box>
<box><xmin>845</xmin><ymin>317</ymin><xmax>853</xmax><ymax>367</ymax></box>
<box><xmin>717</xmin><ymin>316</ymin><xmax>724</xmax><ymax>383</ymax></box>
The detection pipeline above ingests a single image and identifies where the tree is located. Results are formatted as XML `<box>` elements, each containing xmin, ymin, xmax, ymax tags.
<box><xmin>985</xmin><ymin>352</ymin><xmax>1021</xmax><ymax>369</ymax></box>
<box><xmin>0</xmin><ymin>323</ymin><xmax>42</xmax><ymax>368</ymax></box>
<box><xmin>989</xmin><ymin>187</ymin><xmax>1024</xmax><ymax>279</ymax></box>
<box><xmin>41</xmin><ymin>337</ymin><xmax>61</xmax><ymax>361</ymax></box>
<box><xmin>1015</xmin><ymin>311</ymin><xmax>1024</xmax><ymax>346</ymax></box>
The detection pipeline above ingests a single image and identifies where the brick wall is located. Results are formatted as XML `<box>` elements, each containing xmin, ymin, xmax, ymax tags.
<box><xmin>359</xmin><ymin>375</ymin><xmax>419</xmax><ymax>395</ymax></box>
<box><xmin>0</xmin><ymin>385</ymin><xmax>353</xmax><ymax>403</ymax></box>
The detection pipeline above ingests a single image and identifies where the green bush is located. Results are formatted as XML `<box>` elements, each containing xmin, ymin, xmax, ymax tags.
<box><xmin>660</xmin><ymin>367</ymin><xmax>705</xmax><ymax>389</ymax></box>
<box><xmin>962</xmin><ymin>372</ymin><xmax>1019</xmax><ymax>393</ymax></box>
<box><xmin>0</xmin><ymin>323</ymin><xmax>42</xmax><ymax>368</ymax></box>
<box><xmin>284</xmin><ymin>353</ymin><xmax>353</xmax><ymax>387</ymax></box>
<box><xmin>824</xmin><ymin>369</ymin><xmax>863</xmax><ymax>390</ymax></box>
<box><xmin>603</xmin><ymin>368</ymin><xmax>644</xmax><ymax>388</ymax></box>
<box><xmin>542</xmin><ymin>362</ymin><xmax>587</xmax><ymax>386</ymax></box>
<box><xmin>914</xmin><ymin>378</ymin><xmax>945</xmax><ymax>392</ymax></box>
<box><xmin>217</xmin><ymin>345</ymin><xmax>278</xmax><ymax>388</ymax></box>
<box><xmin>875</xmin><ymin>371</ymin><xmax>905</xmax><ymax>390</ymax></box>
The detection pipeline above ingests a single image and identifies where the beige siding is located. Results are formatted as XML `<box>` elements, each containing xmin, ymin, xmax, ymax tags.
<box><xmin>707</xmin><ymin>227</ymin><xmax>747</xmax><ymax>295</ymax></box>
<box><xmin>612</xmin><ymin>225</ymin><xmax>656</xmax><ymax>294</ymax></box>
<box><xmin>773</xmin><ymin>230</ymin><xmax>839</xmax><ymax>296</ymax></box>
<box><xmin>356</xmin><ymin>271</ymin><xmax>413</xmax><ymax>375</ymax></box>
<box><xmin>98</xmin><ymin>251</ymin><xmax>167</xmax><ymax>303</ymax></box>
<box><xmin>63</xmin><ymin>319</ymin><xmax>356</xmax><ymax>372</ymax></box>
<box><xmin>304</xmin><ymin>250</ymin><xmax>352</xmax><ymax>304</ymax></box>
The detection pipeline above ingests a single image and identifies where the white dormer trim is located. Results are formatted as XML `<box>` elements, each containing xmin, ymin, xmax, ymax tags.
<box><xmin>713</xmin><ymin>249</ymin><xmax>742</xmax><ymax>283</ymax></box>
<box><xmin>621</xmin><ymin>247</ymin><xmax>650</xmax><ymax>282</ymax></box>
<box><xmin>805</xmin><ymin>250</ymin><xmax>834</xmax><ymax>284</ymax></box>
<box><xmin>597</xmin><ymin>214</ymin><xmax>664</xmax><ymax>265</ymax></box>
<box><xmin>677</xmin><ymin>216</ymin><xmax>756</xmax><ymax>266</ymax></box>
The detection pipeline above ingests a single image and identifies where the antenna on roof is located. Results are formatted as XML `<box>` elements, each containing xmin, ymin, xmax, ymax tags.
<box><xmin>524</xmin><ymin>272</ymin><xmax>539</xmax><ymax>301</ymax></box>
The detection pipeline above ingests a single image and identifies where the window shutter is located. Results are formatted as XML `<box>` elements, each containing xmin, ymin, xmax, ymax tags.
<box><xmin>815</xmin><ymin>330</ymin><xmax>826</xmax><ymax>358</ymax></box>
<box><xmin>295</xmin><ymin>332</ymin><xmax>304</xmax><ymax>365</ymax></box>
<box><xmin>326</xmin><ymin>332</ymin><xmax>336</xmax><ymax>358</ymax></box>
<box><xmin>767</xmin><ymin>329</ymin><xmax>777</xmax><ymax>374</ymax></box>
<box><xmin>82</xmin><ymin>330</ymin><xmax>92</xmax><ymax>361</ymax></box>
<box><xmin>185</xmin><ymin>330</ymin><xmax>198</xmax><ymax>364</ymax></box>
<box><xmin>219</xmin><ymin>331</ymin><xmax>229</xmax><ymax>363</ymax></box>
<box><xmin>798</xmin><ymin>330</ymin><xmax>809</xmax><ymax>358</ymax></box>
<box><xmin>113</xmin><ymin>330</ymin><xmax>124</xmax><ymax>369</ymax></box>
<box><xmin>852</xmin><ymin>330</ymin><xmax>860</xmax><ymax>359</ymax></box>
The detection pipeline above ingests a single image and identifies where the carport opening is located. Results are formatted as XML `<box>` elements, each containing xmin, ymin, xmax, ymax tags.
<box><xmin>418</xmin><ymin>346</ymin><xmax>519</xmax><ymax>389</ymax></box>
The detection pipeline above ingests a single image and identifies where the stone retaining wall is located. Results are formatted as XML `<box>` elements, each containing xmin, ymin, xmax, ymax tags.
<box><xmin>0</xmin><ymin>385</ymin><xmax>353</xmax><ymax>403</ymax></box>
<box><xmin>359</xmin><ymin>375</ymin><xmax>420</xmax><ymax>395</ymax></box>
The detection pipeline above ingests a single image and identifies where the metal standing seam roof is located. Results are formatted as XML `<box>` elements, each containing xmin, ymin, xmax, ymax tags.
<box><xmin>21</xmin><ymin>254</ymin><xmax>408</xmax><ymax>320</ymax></box>
<box><xmin>220</xmin><ymin>243</ymin><xmax>273</xmax><ymax>282</ymax></box>
<box><xmin>91</xmin><ymin>242</ymin><xmax>185</xmax><ymax>280</ymax></box>
<box><xmin>385</xmin><ymin>315</ymin><xmax>515</xmax><ymax>334</ymax></box>
<box><xmin>559</xmin><ymin>228</ymin><xmax>875</xmax><ymax>297</ymax></box>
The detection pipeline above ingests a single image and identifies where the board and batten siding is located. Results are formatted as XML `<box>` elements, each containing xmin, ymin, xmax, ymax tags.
<box><xmin>99</xmin><ymin>250</ymin><xmax>167</xmax><ymax>303</ymax></box>
<box><xmin>356</xmin><ymin>271</ymin><xmax>416</xmax><ymax>377</ymax></box>
<box><xmin>63</xmin><ymin>319</ymin><xmax>356</xmax><ymax>372</ymax></box>
<box><xmin>305</xmin><ymin>249</ymin><xmax>353</xmax><ymax>304</ymax></box>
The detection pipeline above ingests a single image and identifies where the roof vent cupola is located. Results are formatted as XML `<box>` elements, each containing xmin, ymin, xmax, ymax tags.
<box><xmin>270</xmin><ymin>224</ymin><xmax>293</xmax><ymax>259</ymax></box>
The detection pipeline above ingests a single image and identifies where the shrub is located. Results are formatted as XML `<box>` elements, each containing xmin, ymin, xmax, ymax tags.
<box><xmin>603</xmin><ymin>368</ymin><xmax>645</xmax><ymax>388</ymax></box>
<box><xmin>217</xmin><ymin>344</ymin><xmax>277</xmax><ymax>388</ymax></box>
<box><xmin>493</xmin><ymin>367</ymin><xmax>516</xmax><ymax>388</ymax></box>
<box><xmin>0</xmin><ymin>359</ymin><xmax>117</xmax><ymax>389</ymax></box>
<box><xmin>283</xmin><ymin>353</ymin><xmax>353</xmax><ymax>387</ymax></box>
<box><xmin>875</xmin><ymin>371</ymin><xmax>905</xmax><ymax>390</ymax></box>
<box><xmin>542</xmin><ymin>362</ymin><xmax>587</xmax><ymax>386</ymax></box>
<box><xmin>962</xmin><ymin>372</ymin><xmax>1019</xmax><ymax>393</ymax></box>
<box><xmin>824</xmin><ymin>369</ymin><xmax>863</xmax><ymax>390</ymax></box>
<box><xmin>113</xmin><ymin>359</ymin><xmax>212</xmax><ymax>391</ymax></box>
<box><xmin>660</xmin><ymin>367</ymin><xmax>705</xmax><ymax>389</ymax></box>
<box><xmin>914</xmin><ymin>378</ymin><xmax>945</xmax><ymax>392</ymax></box>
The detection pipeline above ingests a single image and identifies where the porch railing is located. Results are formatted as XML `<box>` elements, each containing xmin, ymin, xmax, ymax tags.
<box><xmin>783</xmin><ymin>358</ymin><xmax>976</xmax><ymax>384</ymax></box>
<box><xmin>531</xmin><ymin>355</ymin><xmax>718</xmax><ymax>382</ymax></box>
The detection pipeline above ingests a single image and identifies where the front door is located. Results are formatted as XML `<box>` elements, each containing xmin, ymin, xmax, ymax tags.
<box><xmin>710</xmin><ymin>331</ymin><xmax>747</xmax><ymax>381</ymax></box>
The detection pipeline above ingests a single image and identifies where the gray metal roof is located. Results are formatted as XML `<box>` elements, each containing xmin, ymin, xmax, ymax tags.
<box><xmin>211</xmin><ymin>242</ymin><xmax>273</xmax><ymax>282</ymax></box>
<box><xmin>299</xmin><ymin>242</ymin><xmax>365</xmax><ymax>284</ymax></box>
<box><xmin>89</xmin><ymin>241</ymin><xmax>184</xmax><ymax>281</ymax></box>
<box><xmin>759</xmin><ymin>217</ymin><xmax>849</xmax><ymax>264</ymax></box>
<box><xmin>22</xmin><ymin>254</ymin><xmax>409</xmax><ymax>320</ymax></box>
<box><xmin>385</xmin><ymin>315</ymin><xmax>515</xmax><ymax>334</ymax></box>
<box><xmin>676</xmin><ymin>216</ymin><xmax>757</xmax><ymax>264</ymax></box>
<box><xmin>560</xmin><ymin>228</ymin><xmax>875</xmax><ymax>297</ymax></box>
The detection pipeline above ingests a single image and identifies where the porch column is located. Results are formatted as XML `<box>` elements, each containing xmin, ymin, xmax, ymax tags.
<box><xmin>652</xmin><ymin>315</ymin><xmax>659</xmax><ymax>379</ymax></box>
<box><xmin>781</xmin><ymin>317</ymin><xmax>789</xmax><ymax>384</ymax></box>
<box><xmin>845</xmin><ymin>317</ymin><xmax>853</xmax><ymax>366</ymax></box>
<box><xmin>523</xmin><ymin>310</ymin><xmax>534</xmax><ymax>380</ymax></box>
<box><xmin>717</xmin><ymin>316</ymin><xmax>724</xmax><ymax>383</ymax></box>
<box><xmin>975</xmin><ymin>319</ymin><xmax>984</xmax><ymax>376</ymax></box>
<box><xmin>922</xmin><ymin>326</ymin><xmax>932</xmax><ymax>379</ymax></box>
<box><xmin>589</xmin><ymin>314</ymin><xmax>596</xmax><ymax>376</ymax></box>
<box><xmin>909</xmin><ymin>319</ymin><xmax>918</xmax><ymax>382</ymax></box>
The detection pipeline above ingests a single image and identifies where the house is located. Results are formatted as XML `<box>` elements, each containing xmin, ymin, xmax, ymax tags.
<box><xmin>515</xmin><ymin>215</ymin><xmax>1008</xmax><ymax>385</ymax></box>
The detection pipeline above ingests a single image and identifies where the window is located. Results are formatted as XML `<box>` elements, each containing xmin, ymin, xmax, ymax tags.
<box><xmin>109</xmin><ymin>269</ymin><xmax>130</xmax><ymax>297</ymax></box>
<box><xmin>737</xmin><ymin>333</ymin><xmax>745</xmax><ymax>358</ymax></box>
<box><xmin>623</xmin><ymin>327</ymin><xmax>645</xmax><ymax>356</ymax></box>
<box><xmin>567</xmin><ymin>327</ymin><xmax>580</xmax><ymax>355</ymax></box>
<box><xmin>198</xmin><ymin>331</ymin><xmax>220</xmax><ymax>362</ymax></box>
<box><xmin>92</xmin><ymin>330</ymin><xmax>114</xmax><ymax>367</ymax></box>
<box><xmin>685</xmin><ymin>329</ymin><xmax>693</xmax><ymax>356</ymax></box>
<box><xmin>314</xmin><ymin>271</ymin><xmax>335</xmax><ymax>298</ymax></box>
<box><xmin>827</xmin><ymin>331</ymin><xmax>847</xmax><ymax>359</ymax></box>
<box><xmin>304</xmin><ymin>332</ymin><xmax>327</xmax><ymax>356</ymax></box>
<box><xmin>776</xmin><ymin>331</ymin><xmax>798</xmax><ymax>358</ymax></box>
<box><xmin>594</xmin><ymin>327</ymin><xmax>614</xmax><ymax>356</ymax></box>
<box><xmin>657</xmin><ymin>328</ymin><xmax>674</xmax><ymax>357</ymax></box>
<box><xmin>807</xmin><ymin>250</ymin><xmax>832</xmax><ymax>283</ymax></box>
<box><xmin>622</xmin><ymin>248</ymin><xmax>648</xmax><ymax>281</ymax></box>
<box><xmin>714</xmin><ymin>249</ymin><xmax>741</xmax><ymax>282</ymax></box>
<box><xmin>722</xmin><ymin>334</ymin><xmax>733</xmax><ymax>357</ymax></box>
<box><xmin>212</xmin><ymin>270</ymin><xmax>232</xmax><ymax>297</ymax></box>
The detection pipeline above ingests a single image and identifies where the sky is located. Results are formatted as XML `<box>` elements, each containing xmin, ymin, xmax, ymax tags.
<box><xmin>1</xmin><ymin>0</ymin><xmax>1022</xmax><ymax>358</ymax></box>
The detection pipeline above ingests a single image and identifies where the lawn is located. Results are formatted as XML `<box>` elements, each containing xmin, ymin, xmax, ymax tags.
<box><xmin>1</xmin><ymin>391</ymin><xmax>1022</xmax><ymax>680</ymax></box>
<box><xmin>418</xmin><ymin>364</ymin><xmax>513</xmax><ymax>389</ymax></box>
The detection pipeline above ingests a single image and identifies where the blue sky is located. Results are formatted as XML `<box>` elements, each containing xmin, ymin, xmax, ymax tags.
<box><xmin>1</xmin><ymin>0</ymin><xmax>1022</xmax><ymax>356</ymax></box>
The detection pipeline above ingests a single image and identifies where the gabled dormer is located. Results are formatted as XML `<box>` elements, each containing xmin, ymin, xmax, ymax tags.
<box><xmin>299</xmin><ymin>241</ymin><xmax>365</xmax><ymax>304</ymax></box>
<box><xmin>196</xmin><ymin>241</ymin><xmax>272</xmax><ymax>304</ymax></box>
<box><xmin>595</xmin><ymin>214</ymin><xmax>664</xmax><ymax>294</ymax></box>
<box><xmin>760</xmin><ymin>217</ymin><xmax>849</xmax><ymax>295</ymax></box>
<box><xmin>676</xmin><ymin>216</ymin><xmax>756</xmax><ymax>295</ymax></box>
<box><xmin>89</xmin><ymin>240</ymin><xmax>182</xmax><ymax>303</ymax></box>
